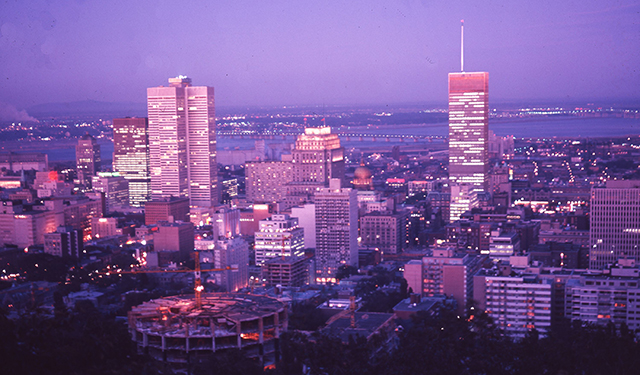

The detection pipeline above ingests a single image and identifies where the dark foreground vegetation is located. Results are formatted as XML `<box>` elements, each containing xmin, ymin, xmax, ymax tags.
<box><xmin>2</xmin><ymin>304</ymin><xmax>640</xmax><ymax>375</ymax></box>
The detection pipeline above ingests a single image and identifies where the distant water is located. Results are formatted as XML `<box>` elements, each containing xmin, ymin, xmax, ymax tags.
<box><xmin>4</xmin><ymin>117</ymin><xmax>639</xmax><ymax>162</ymax></box>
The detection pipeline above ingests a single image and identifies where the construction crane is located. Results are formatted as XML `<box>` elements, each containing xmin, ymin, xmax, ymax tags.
<box><xmin>101</xmin><ymin>251</ymin><xmax>235</xmax><ymax>309</ymax></box>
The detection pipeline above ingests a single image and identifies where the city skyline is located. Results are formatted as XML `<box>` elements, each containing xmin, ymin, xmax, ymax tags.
<box><xmin>0</xmin><ymin>1</ymin><xmax>638</xmax><ymax>119</ymax></box>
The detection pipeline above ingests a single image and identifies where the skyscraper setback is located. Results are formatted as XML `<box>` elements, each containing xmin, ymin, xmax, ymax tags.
<box><xmin>147</xmin><ymin>76</ymin><xmax>218</xmax><ymax>208</ymax></box>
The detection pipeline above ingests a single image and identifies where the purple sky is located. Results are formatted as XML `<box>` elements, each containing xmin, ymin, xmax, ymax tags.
<box><xmin>0</xmin><ymin>0</ymin><xmax>638</xmax><ymax>114</ymax></box>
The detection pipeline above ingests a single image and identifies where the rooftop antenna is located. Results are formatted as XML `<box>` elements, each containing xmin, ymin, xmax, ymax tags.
<box><xmin>460</xmin><ymin>19</ymin><xmax>464</xmax><ymax>72</ymax></box>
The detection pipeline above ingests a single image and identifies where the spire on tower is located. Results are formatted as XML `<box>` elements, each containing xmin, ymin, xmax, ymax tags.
<box><xmin>461</xmin><ymin>19</ymin><xmax>464</xmax><ymax>72</ymax></box>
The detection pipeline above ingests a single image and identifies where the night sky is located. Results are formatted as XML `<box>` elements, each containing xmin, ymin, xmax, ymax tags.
<box><xmin>0</xmin><ymin>0</ymin><xmax>638</xmax><ymax>116</ymax></box>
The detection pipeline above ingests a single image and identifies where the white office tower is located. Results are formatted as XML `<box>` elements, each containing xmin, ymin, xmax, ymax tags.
<box><xmin>314</xmin><ymin>179</ymin><xmax>358</xmax><ymax>284</ymax></box>
<box><xmin>590</xmin><ymin>180</ymin><xmax>640</xmax><ymax>269</ymax></box>
<box><xmin>254</xmin><ymin>214</ymin><xmax>305</xmax><ymax>266</ymax></box>
<box><xmin>147</xmin><ymin>76</ymin><xmax>217</xmax><ymax>208</ymax></box>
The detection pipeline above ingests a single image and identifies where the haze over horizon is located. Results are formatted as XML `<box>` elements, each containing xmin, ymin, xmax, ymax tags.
<box><xmin>1</xmin><ymin>1</ymin><xmax>638</xmax><ymax>118</ymax></box>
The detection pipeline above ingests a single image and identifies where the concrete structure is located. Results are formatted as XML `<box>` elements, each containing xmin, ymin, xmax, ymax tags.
<box><xmin>208</xmin><ymin>237</ymin><xmax>249</xmax><ymax>292</ymax></box>
<box><xmin>450</xmin><ymin>183</ymin><xmax>479</xmax><ymax>222</ymax></box>
<box><xmin>1</xmin><ymin>197</ymin><xmax>103</xmax><ymax>247</ymax></box>
<box><xmin>128</xmin><ymin>294</ymin><xmax>287</xmax><ymax>365</ymax></box>
<box><xmin>153</xmin><ymin>221</ymin><xmax>194</xmax><ymax>263</ymax></box>
<box><xmin>113</xmin><ymin>117</ymin><xmax>151</xmax><ymax>207</ymax></box>
<box><xmin>44</xmin><ymin>225</ymin><xmax>83</xmax><ymax>258</ymax></box>
<box><xmin>262</xmin><ymin>254</ymin><xmax>308</xmax><ymax>287</ymax></box>
<box><xmin>487</xmin><ymin>230</ymin><xmax>521</xmax><ymax>261</ymax></box>
<box><xmin>359</xmin><ymin>210</ymin><xmax>409</xmax><ymax>255</ymax></box>
<box><xmin>405</xmin><ymin>248</ymin><xmax>484</xmax><ymax>314</ymax></box>
<box><xmin>314</xmin><ymin>179</ymin><xmax>358</xmax><ymax>284</ymax></box>
<box><xmin>145</xmin><ymin>197</ymin><xmax>190</xmax><ymax>225</ymax></box>
<box><xmin>590</xmin><ymin>180</ymin><xmax>640</xmax><ymax>269</ymax></box>
<box><xmin>0</xmin><ymin>152</ymin><xmax>48</xmax><ymax>172</ymax></box>
<box><xmin>291</xmin><ymin>127</ymin><xmax>344</xmax><ymax>186</ymax></box>
<box><xmin>408</xmin><ymin>180</ymin><xmax>436</xmax><ymax>196</ymax></box>
<box><xmin>212</xmin><ymin>206</ymin><xmax>241</xmax><ymax>239</ymax></box>
<box><xmin>91</xmin><ymin>172</ymin><xmax>129</xmax><ymax>213</ymax></box>
<box><xmin>91</xmin><ymin>217</ymin><xmax>123</xmax><ymax>239</ymax></box>
<box><xmin>481</xmin><ymin>274</ymin><xmax>552</xmax><ymax>337</ymax></box>
<box><xmin>245</xmin><ymin>161</ymin><xmax>292</xmax><ymax>203</ymax></box>
<box><xmin>76</xmin><ymin>134</ymin><xmax>101</xmax><ymax>188</ymax></box>
<box><xmin>565</xmin><ymin>275</ymin><xmax>640</xmax><ymax>331</ymax></box>
<box><xmin>254</xmin><ymin>214</ymin><xmax>304</xmax><ymax>266</ymax></box>
<box><xmin>147</xmin><ymin>76</ymin><xmax>217</xmax><ymax>208</ymax></box>
<box><xmin>290</xmin><ymin>203</ymin><xmax>316</xmax><ymax>249</ymax></box>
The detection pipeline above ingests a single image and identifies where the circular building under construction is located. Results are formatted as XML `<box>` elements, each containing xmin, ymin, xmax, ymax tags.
<box><xmin>128</xmin><ymin>293</ymin><xmax>287</xmax><ymax>365</ymax></box>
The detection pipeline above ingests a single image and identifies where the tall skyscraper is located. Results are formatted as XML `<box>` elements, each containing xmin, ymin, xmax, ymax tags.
<box><xmin>76</xmin><ymin>133</ymin><xmax>101</xmax><ymax>188</ymax></box>
<box><xmin>113</xmin><ymin>117</ymin><xmax>150</xmax><ymax>207</ymax></box>
<box><xmin>147</xmin><ymin>76</ymin><xmax>217</xmax><ymax>208</ymax></box>
<box><xmin>448</xmin><ymin>22</ymin><xmax>489</xmax><ymax>222</ymax></box>
<box><xmin>589</xmin><ymin>180</ymin><xmax>640</xmax><ymax>269</ymax></box>
<box><xmin>448</xmin><ymin>71</ymin><xmax>489</xmax><ymax>191</ymax></box>
<box><xmin>314</xmin><ymin>178</ymin><xmax>358</xmax><ymax>284</ymax></box>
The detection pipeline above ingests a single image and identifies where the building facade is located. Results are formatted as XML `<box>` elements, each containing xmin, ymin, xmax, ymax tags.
<box><xmin>448</xmin><ymin>71</ymin><xmax>489</xmax><ymax>191</ymax></box>
<box><xmin>254</xmin><ymin>214</ymin><xmax>305</xmax><ymax>266</ymax></box>
<box><xmin>113</xmin><ymin>117</ymin><xmax>151</xmax><ymax>207</ymax></box>
<box><xmin>359</xmin><ymin>211</ymin><xmax>409</xmax><ymax>255</ymax></box>
<box><xmin>590</xmin><ymin>180</ymin><xmax>640</xmax><ymax>269</ymax></box>
<box><xmin>314</xmin><ymin>179</ymin><xmax>358</xmax><ymax>284</ymax></box>
<box><xmin>76</xmin><ymin>134</ymin><xmax>101</xmax><ymax>188</ymax></box>
<box><xmin>44</xmin><ymin>225</ymin><xmax>83</xmax><ymax>258</ymax></box>
<box><xmin>291</xmin><ymin>127</ymin><xmax>344</xmax><ymax>185</ymax></box>
<box><xmin>147</xmin><ymin>76</ymin><xmax>217</xmax><ymax>208</ymax></box>
<box><xmin>245</xmin><ymin>161</ymin><xmax>293</xmax><ymax>203</ymax></box>
<box><xmin>91</xmin><ymin>172</ymin><xmax>129</xmax><ymax>214</ymax></box>
<box><xmin>482</xmin><ymin>274</ymin><xmax>552</xmax><ymax>337</ymax></box>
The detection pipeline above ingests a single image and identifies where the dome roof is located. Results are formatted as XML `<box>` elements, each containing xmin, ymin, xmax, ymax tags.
<box><xmin>354</xmin><ymin>166</ymin><xmax>372</xmax><ymax>179</ymax></box>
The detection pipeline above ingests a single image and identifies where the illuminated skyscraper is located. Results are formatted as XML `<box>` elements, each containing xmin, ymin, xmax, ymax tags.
<box><xmin>113</xmin><ymin>117</ymin><xmax>150</xmax><ymax>207</ymax></box>
<box><xmin>448</xmin><ymin>71</ymin><xmax>489</xmax><ymax>191</ymax></box>
<box><xmin>147</xmin><ymin>76</ymin><xmax>218</xmax><ymax>208</ymax></box>
<box><xmin>448</xmin><ymin>21</ymin><xmax>489</xmax><ymax>222</ymax></box>
<box><xmin>76</xmin><ymin>133</ymin><xmax>101</xmax><ymax>188</ymax></box>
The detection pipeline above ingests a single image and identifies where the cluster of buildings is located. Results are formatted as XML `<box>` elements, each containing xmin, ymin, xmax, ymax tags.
<box><xmin>1</xmin><ymin>65</ymin><xmax>640</xmax><ymax>350</ymax></box>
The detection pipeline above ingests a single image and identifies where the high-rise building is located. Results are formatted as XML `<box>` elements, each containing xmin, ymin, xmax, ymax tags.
<box><xmin>449</xmin><ymin>183</ymin><xmax>479</xmax><ymax>222</ymax></box>
<box><xmin>245</xmin><ymin>161</ymin><xmax>293</xmax><ymax>203</ymax></box>
<box><xmin>254</xmin><ymin>214</ymin><xmax>305</xmax><ymax>266</ymax></box>
<box><xmin>147</xmin><ymin>76</ymin><xmax>217</xmax><ymax>208</ymax></box>
<box><xmin>406</xmin><ymin>248</ymin><xmax>484</xmax><ymax>314</ymax></box>
<box><xmin>590</xmin><ymin>180</ymin><xmax>640</xmax><ymax>269</ymax></box>
<box><xmin>91</xmin><ymin>172</ymin><xmax>129</xmax><ymax>214</ymax></box>
<box><xmin>480</xmin><ymin>274</ymin><xmax>552</xmax><ymax>337</ymax></box>
<box><xmin>314</xmin><ymin>179</ymin><xmax>358</xmax><ymax>284</ymax></box>
<box><xmin>113</xmin><ymin>117</ymin><xmax>150</xmax><ymax>207</ymax></box>
<box><xmin>76</xmin><ymin>134</ymin><xmax>101</xmax><ymax>188</ymax></box>
<box><xmin>287</xmin><ymin>127</ymin><xmax>345</xmax><ymax>197</ymax></box>
<box><xmin>360</xmin><ymin>210</ymin><xmax>409</xmax><ymax>255</ymax></box>
<box><xmin>448</xmin><ymin>71</ymin><xmax>489</xmax><ymax>192</ymax></box>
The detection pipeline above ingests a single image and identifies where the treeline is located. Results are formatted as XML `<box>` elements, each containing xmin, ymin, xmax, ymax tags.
<box><xmin>3</xmin><ymin>305</ymin><xmax>640</xmax><ymax>375</ymax></box>
<box><xmin>270</xmin><ymin>309</ymin><xmax>640</xmax><ymax>375</ymax></box>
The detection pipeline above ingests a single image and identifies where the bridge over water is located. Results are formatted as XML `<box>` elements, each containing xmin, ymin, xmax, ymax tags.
<box><xmin>217</xmin><ymin>131</ymin><xmax>446</xmax><ymax>143</ymax></box>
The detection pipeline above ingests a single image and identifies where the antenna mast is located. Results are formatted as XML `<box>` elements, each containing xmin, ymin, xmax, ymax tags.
<box><xmin>460</xmin><ymin>19</ymin><xmax>464</xmax><ymax>72</ymax></box>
